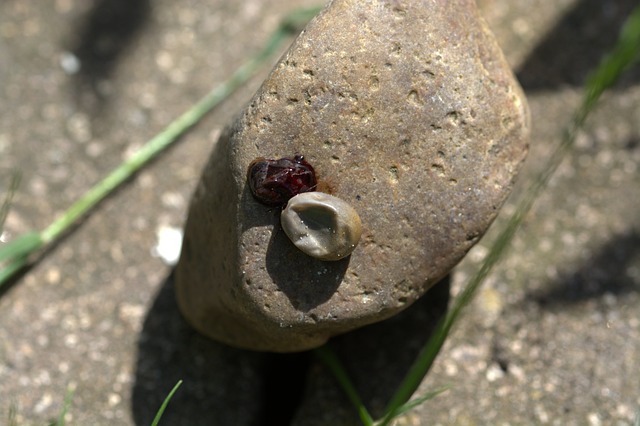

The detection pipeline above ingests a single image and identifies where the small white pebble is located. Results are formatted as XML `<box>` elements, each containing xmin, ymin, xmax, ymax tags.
<box><xmin>34</xmin><ymin>393</ymin><xmax>54</xmax><ymax>413</ymax></box>
<box><xmin>485</xmin><ymin>363</ymin><xmax>504</xmax><ymax>382</ymax></box>
<box><xmin>46</xmin><ymin>267</ymin><xmax>61</xmax><ymax>285</ymax></box>
<box><xmin>152</xmin><ymin>225</ymin><xmax>183</xmax><ymax>266</ymax></box>
<box><xmin>64</xmin><ymin>334</ymin><xmax>78</xmax><ymax>348</ymax></box>
<box><xmin>587</xmin><ymin>412</ymin><xmax>602</xmax><ymax>426</ymax></box>
<box><xmin>108</xmin><ymin>392</ymin><xmax>122</xmax><ymax>407</ymax></box>
<box><xmin>60</xmin><ymin>51</ymin><xmax>81</xmax><ymax>74</ymax></box>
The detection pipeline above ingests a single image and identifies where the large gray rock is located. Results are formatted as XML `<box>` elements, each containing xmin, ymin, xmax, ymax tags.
<box><xmin>175</xmin><ymin>0</ymin><xmax>529</xmax><ymax>352</ymax></box>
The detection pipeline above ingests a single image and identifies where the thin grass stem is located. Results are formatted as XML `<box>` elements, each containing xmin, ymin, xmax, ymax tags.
<box><xmin>52</xmin><ymin>387</ymin><xmax>75</xmax><ymax>426</ymax></box>
<box><xmin>39</xmin><ymin>7</ymin><xmax>321</xmax><ymax>245</ymax></box>
<box><xmin>150</xmin><ymin>380</ymin><xmax>183</xmax><ymax>426</ymax></box>
<box><xmin>377</xmin><ymin>4</ymin><xmax>640</xmax><ymax>424</ymax></box>
<box><xmin>0</xmin><ymin>6</ymin><xmax>322</xmax><ymax>288</ymax></box>
<box><xmin>314</xmin><ymin>346</ymin><xmax>375</xmax><ymax>426</ymax></box>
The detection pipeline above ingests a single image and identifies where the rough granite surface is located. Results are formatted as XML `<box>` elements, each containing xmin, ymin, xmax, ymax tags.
<box><xmin>175</xmin><ymin>0</ymin><xmax>529</xmax><ymax>352</ymax></box>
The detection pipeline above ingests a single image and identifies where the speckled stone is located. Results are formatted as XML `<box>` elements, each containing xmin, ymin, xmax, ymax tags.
<box><xmin>175</xmin><ymin>0</ymin><xmax>529</xmax><ymax>352</ymax></box>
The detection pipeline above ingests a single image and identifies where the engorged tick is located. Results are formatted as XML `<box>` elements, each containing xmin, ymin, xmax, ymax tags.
<box><xmin>247</xmin><ymin>154</ymin><xmax>317</xmax><ymax>206</ymax></box>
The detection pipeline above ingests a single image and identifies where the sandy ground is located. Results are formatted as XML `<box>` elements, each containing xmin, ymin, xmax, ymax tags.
<box><xmin>0</xmin><ymin>0</ymin><xmax>638</xmax><ymax>424</ymax></box>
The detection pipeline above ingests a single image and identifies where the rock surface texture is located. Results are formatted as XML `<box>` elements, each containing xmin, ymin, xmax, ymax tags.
<box><xmin>175</xmin><ymin>0</ymin><xmax>530</xmax><ymax>352</ymax></box>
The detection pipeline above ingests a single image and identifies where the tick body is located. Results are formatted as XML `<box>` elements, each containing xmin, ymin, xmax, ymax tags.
<box><xmin>247</xmin><ymin>155</ymin><xmax>317</xmax><ymax>206</ymax></box>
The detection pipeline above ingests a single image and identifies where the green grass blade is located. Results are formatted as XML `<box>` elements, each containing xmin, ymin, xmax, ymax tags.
<box><xmin>38</xmin><ymin>6</ymin><xmax>323</xmax><ymax>248</ymax></box>
<box><xmin>377</xmin><ymin>4</ymin><xmax>640</xmax><ymax>425</ymax></box>
<box><xmin>38</xmin><ymin>7</ymin><xmax>308</xmax><ymax>246</ymax></box>
<box><xmin>0</xmin><ymin>174</ymin><xmax>41</xmax><ymax>288</ymax></box>
<box><xmin>150</xmin><ymin>380</ymin><xmax>182</xmax><ymax>426</ymax></box>
<box><xmin>0</xmin><ymin>233</ymin><xmax>43</xmax><ymax>288</ymax></box>
<box><xmin>582</xmin><ymin>4</ymin><xmax>640</xmax><ymax>112</ymax></box>
<box><xmin>376</xmin><ymin>321</ymin><xmax>450</xmax><ymax>426</ymax></box>
<box><xmin>314</xmin><ymin>346</ymin><xmax>375</xmax><ymax>426</ymax></box>
<box><xmin>50</xmin><ymin>386</ymin><xmax>75</xmax><ymax>426</ymax></box>
<box><xmin>7</xmin><ymin>403</ymin><xmax>17</xmax><ymax>426</ymax></box>
<box><xmin>385</xmin><ymin>385</ymin><xmax>450</xmax><ymax>419</ymax></box>
<box><xmin>0</xmin><ymin>5</ymin><xmax>322</xmax><ymax>288</ymax></box>
<box><xmin>0</xmin><ymin>232</ymin><xmax>42</xmax><ymax>262</ymax></box>
<box><xmin>0</xmin><ymin>232</ymin><xmax>43</xmax><ymax>289</ymax></box>
<box><xmin>0</xmin><ymin>256</ymin><xmax>33</xmax><ymax>287</ymax></box>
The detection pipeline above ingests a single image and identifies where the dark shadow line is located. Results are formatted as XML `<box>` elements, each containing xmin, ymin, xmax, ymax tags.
<box><xmin>516</xmin><ymin>0</ymin><xmax>640</xmax><ymax>91</ymax></box>
<box><xmin>131</xmin><ymin>270</ymin><xmax>269</xmax><ymax>426</ymax></box>
<box><xmin>531</xmin><ymin>231</ymin><xmax>640</xmax><ymax>309</ymax></box>
<box><xmin>131</xmin><ymin>272</ymin><xmax>450</xmax><ymax>425</ymax></box>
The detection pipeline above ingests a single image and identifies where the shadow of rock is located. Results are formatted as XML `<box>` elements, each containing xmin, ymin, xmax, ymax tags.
<box><xmin>516</xmin><ymin>0</ymin><xmax>640</xmax><ymax>91</ymax></box>
<box><xmin>292</xmin><ymin>276</ymin><xmax>451</xmax><ymax>425</ymax></box>
<box><xmin>132</xmin><ymin>272</ymin><xmax>450</xmax><ymax>425</ymax></box>
<box><xmin>69</xmin><ymin>0</ymin><xmax>151</xmax><ymax>109</ymax></box>
<box><xmin>265</xmin><ymin>223</ymin><xmax>349</xmax><ymax>311</ymax></box>
<box><xmin>531</xmin><ymin>231</ymin><xmax>640</xmax><ymax>309</ymax></box>
<box><xmin>239</xmin><ymin>186</ymin><xmax>348</xmax><ymax>311</ymax></box>
<box><xmin>131</xmin><ymin>270</ymin><xmax>310</xmax><ymax>426</ymax></box>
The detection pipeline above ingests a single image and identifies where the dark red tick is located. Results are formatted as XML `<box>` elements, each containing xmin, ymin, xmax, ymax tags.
<box><xmin>247</xmin><ymin>154</ymin><xmax>317</xmax><ymax>206</ymax></box>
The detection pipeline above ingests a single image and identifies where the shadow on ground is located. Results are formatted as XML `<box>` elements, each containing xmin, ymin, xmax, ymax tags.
<box><xmin>292</xmin><ymin>276</ymin><xmax>451</xmax><ymax>425</ymax></box>
<box><xmin>531</xmin><ymin>231</ymin><xmax>640</xmax><ymax>309</ymax></box>
<box><xmin>131</xmin><ymin>270</ymin><xmax>305</xmax><ymax>426</ymax></box>
<box><xmin>69</xmin><ymin>0</ymin><xmax>151</xmax><ymax>110</ymax></box>
<box><xmin>131</xmin><ymin>273</ymin><xmax>450</xmax><ymax>425</ymax></box>
<box><xmin>124</xmin><ymin>0</ymin><xmax>638</xmax><ymax>423</ymax></box>
<box><xmin>516</xmin><ymin>0</ymin><xmax>640</xmax><ymax>91</ymax></box>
